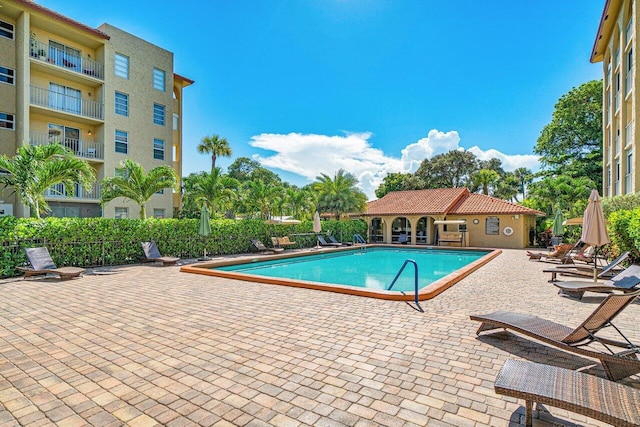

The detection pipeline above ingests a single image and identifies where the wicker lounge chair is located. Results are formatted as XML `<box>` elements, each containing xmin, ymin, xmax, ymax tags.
<box><xmin>327</xmin><ymin>234</ymin><xmax>350</xmax><ymax>246</ymax></box>
<box><xmin>19</xmin><ymin>247</ymin><xmax>85</xmax><ymax>279</ymax></box>
<box><xmin>544</xmin><ymin>251</ymin><xmax>630</xmax><ymax>282</ymax></box>
<box><xmin>250</xmin><ymin>239</ymin><xmax>282</xmax><ymax>254</ymax></box>
<box><xmin>527</xmin><ymin>243</ymin><xmax>574</xmax><ymax>262</ymax></box>
<box><xmin>141</xmin><ymin>241</ymin><xmax>180</xmax><ymax>266</ymax></box>
<box><xmin>494</xmin><ymin>359</ymin><xmax>640</xmax><ymax>427</ymax></box>
<box><xmin>549</xmin><ymin>264</ymin><xmax>640</xmax><ymax>300</ymax></box>
<box><xmin>317</xmin><ymin>235</ymin><xmax>342</xmax><ymax>247</ymax></box>
<box><xmin>470</xmin><ymin>289</ymin><xmax>640</xmax><ymax>381</ymax></box>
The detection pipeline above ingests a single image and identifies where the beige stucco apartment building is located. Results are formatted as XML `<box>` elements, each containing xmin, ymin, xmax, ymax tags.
<box><xmin>591</xmin><ymin>0</ymin><xmax>637</xmax><ymax>197</ymax></box>
<box><xmin>0</xmin><ymin>0</ymin><xmax>192</xmax><ymax>218</ymax></box>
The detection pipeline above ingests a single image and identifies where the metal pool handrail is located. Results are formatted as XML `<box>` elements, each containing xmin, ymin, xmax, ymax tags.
<box><xmin>387</xmin><ymin>259</ymin><xmax>421</xmax><ymax>310</ymax></box>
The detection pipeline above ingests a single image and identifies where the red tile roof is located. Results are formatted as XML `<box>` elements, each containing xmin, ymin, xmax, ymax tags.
<box><xmin>16</xmin><ymin>0</ymin><xmax>110</xmax><ymax>40</ymax></box>
<box><xmin>365</xmin><ymin>188</ymin><xmax>545</xmax><ymax>217</ymax></box>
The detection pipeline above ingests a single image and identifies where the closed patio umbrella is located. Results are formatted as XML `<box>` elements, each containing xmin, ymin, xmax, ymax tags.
<box><xmin>198</xmin><ymin>205</ymin><xmax>212</xmax><ymax>260</ymax></box>
<box><xmin>581</xmin><ymin>189</ymin><xmax>610</xmax><ymax>277</ymax></box>
<box><xmin>552</xmin><ymin>207</ymin><xmax>564</xmax><ymax>237</ymax></box>
<box><xmin>313</xmin><ymin>211</ymin><xmax>322</xmax><ymax>248</ymax></box>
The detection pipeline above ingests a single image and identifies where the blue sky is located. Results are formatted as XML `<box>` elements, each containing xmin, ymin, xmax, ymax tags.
<box><xmin>41</xmin><ymin>0</ymin><xmax>604</xmax><ymax>198</ymax></box>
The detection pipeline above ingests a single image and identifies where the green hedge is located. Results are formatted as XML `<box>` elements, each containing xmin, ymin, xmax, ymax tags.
<box><xmin>608</xmin><ymin>208</ymin><xmax>640</xmax><ymax>262</ymax></box>
<box><xmin>0</xmin><ymin>217</ymin><xmax>367</xmax><ymax>277</ymax></box>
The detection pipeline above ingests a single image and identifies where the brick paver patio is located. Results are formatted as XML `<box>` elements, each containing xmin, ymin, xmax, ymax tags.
<box><xmin>1</xmin><ymin>248</ymin><xmax>638</xmax><ymax>426</ymax></box>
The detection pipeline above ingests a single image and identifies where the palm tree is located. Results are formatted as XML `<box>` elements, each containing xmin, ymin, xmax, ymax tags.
<box><xmin>514</xmin><ymin>167</ymin><xmax>533</xmax><ymax>199</ymax></box>
<box><xmin>0</xmin><ymin>143</ymin><xmax>95</xmax><ymax>218</ymax></box>
<box><xmin>100</xmin><ymin>159</ymin><xmax>177</xmax><ymax>219</ymax></box>
<box><xmin>188</xmin><ymin>168</ymin><xmax>238</xmax><ymax>216</ymax></box>
<box><xmin>197</xmin><ymin>135</ymin><xmax>232</xmax><ymax>171</ymax></box>
<box><xmin>313</xmin><ymin>169</ymin><xmax>367</xmax><ymax>220</ymax></box>
<box><xmin>243</xmin><ymin>180</ymin><xmax>282</xmax><ymax>219</ymax></box>
<box><xmin>472</xmin><ymin>169</ymin><xmax>500</xmax><ymax>195</ymax></box>
<box><xmin>285</xmin><ymin>187</ymin><xmax>314</xmax><ymax>219</ymax></box>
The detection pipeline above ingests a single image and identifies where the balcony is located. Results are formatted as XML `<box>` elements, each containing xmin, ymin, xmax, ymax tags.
<box><xmin>45</xmin><ymin>182</ymin><xmax>101</xmax><ymax>201</ymax></box>
<box><xmin>615</xmin><ymin>135</ymin><xmax>621</xmax><ymax>155</ymax></box>
<box><xmin>626</xmin><ymin>121</ymin><xmax>634</xmax><ymax>146</ymax></box>
<box><xmin>615</xmin><ymin>92</ymin><xmax>621</xmax><ymax>112</ymax></box>
<box><xmin>626</xmin><ymin>173</ymin><xmax>633</xmax><ymax>193</ymax></box>
<box><xmin>30</xmin><ymin>85</ymin><xmax>103</xmax><ymax>122</ymax></box>
<box><xmin>30</xmin><ymin>39</ymin><xmax>104</xmax><ymax>80</ymax></box>
<box><xmin>626</xmin><ymin>68</ymin><xmax>634</xmax><ymax>96</ymax></box>
<box><xmin>30</xmin><ymin>131</ymin><xmax>104</xmax><ymax>161</ymax></box>
<box><xmin>627</xmin><ymin>18</ymin><xmax>634</xmax><ymax>47</ymax></box>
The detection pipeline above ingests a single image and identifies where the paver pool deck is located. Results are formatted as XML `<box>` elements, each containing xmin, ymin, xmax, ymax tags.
<box><xmin>0</xmin><ymin>248</ymin><xmax>638</xmax><ymax>427</ymax></box>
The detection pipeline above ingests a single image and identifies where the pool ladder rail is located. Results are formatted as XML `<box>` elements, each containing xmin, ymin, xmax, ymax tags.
<box><xmin>387</xmin><ymin>259</ymin><xmax>423</xmax><ymax>312</ymax></box>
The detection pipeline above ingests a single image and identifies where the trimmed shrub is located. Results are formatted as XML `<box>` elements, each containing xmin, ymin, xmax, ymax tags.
<box><xmin>608</xmin><ymin>208</ymin><xmax>640</xmax><ymax>262</ymax></box>
<box><xmin>0</xmin><ymin>217</ymin><xmax>368</xmax><ymax>277</ymax></box>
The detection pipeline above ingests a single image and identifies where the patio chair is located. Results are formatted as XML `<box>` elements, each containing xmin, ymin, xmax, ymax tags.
<box><xmin>470</xmin><ymin>289</ymin><xmax>640</xmax><ymax>381</ymax></box>
<box><xmin>141</xmin><ymin>241</ymin><xmax>180</xmax><ymax>266</ymax></box>
<box><xmin>250</xmin><ymin>239</ymin><xmax>282</xmax><ymax>254</ymax></box>
<box><xmin>494</xmin><ymin>359</ymin><xmax>640</xmax><ymax>427</ymax></box>
<box><xmin>526</xmin><ymin>243</ymin><xmax>573</xmax><ymax>262</ymax></box>
<box><xmin>544</xmin><ymin>251</ymin><xmax>631</xmax><ymax>282</ymax></box>
<box><xmin>278</xmin><ymin>236</ymin><xmax>297</xmax><ymax>247</ymax></box>
<box><xmin>327</xmin><ymin>234</ymin><xmax>351</xmax><ymax>246</ymax></box>
<box><xmin>317</xmin><ymin>235</ymin><xmax>342</xmax><ymax>247</ymax></box>
<box><xmin>19</xmin><ymin>247</ymin><xmax>85</xmax><ymax>280</ymax></box>
<box><xmin>549</xmin><ymin>264</ymin><xmax>640</xmax><ymax>300</ymax></box>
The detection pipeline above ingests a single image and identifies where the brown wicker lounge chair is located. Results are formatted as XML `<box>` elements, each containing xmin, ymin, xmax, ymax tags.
<box><xmin>495</xmin><ymin>359</ymin><xmax>640</xmax><ymax>427</ymax></box>
<box><xmin>271</xmin><ymin>236</ymin><xmax>296</xmax><ymax>248</ymax></box>
<box><xmin>548</xmin><ymin>263</ymin><xmax>640</xmax><ymax>300</ymax></box>
<box><xmin>19</xmin><ymin>247</ymin><xmax>85</xmax><ymax>280</ymax></box>
<box><xmin>251</xmin><ymin>239</ymin><xmax>283</xmax><ymax>254</ymax></box>
<box><xmin>141</xmin><ymin>241</ymin><xmax>180</xmax><ymax>266</ymax></box>
<box><xmin>470</xmin><ymin>289</ymin><xmax>640</xmax><ymax>381</ymax></box>
<box><xmin>527</xmin><ymin>243</ymin><xmax>574</xmax><ymax>263</ymax></box>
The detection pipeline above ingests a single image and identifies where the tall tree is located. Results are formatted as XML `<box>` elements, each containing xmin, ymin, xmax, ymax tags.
<box><xmin>0</xmin><ymin>143</ymin><xmax>95</xmax><ymax>218</ymax></box>
<box><xmin>472</xmin><ymin>169</ymin><xmax>500</xmax><ymax>195</ymax></box>
<box><xmin>414</xmin><ymin>150</ymin><xmax>480</xmax><ymax>189</ymax></box>
<box><xmin>313</xmin><ymin>169</ymin><xmax>367</xmax><ymax>220</ymax></box>
<box><xmin>513</xmin><ymin>167</ymin><xmax>533</xmax><ymax>199</ymax></box>
<box><xmin>100</xmin><ymin>159</ymin><xmax>177</xmax><ymax>219</ymax></box>
<box><xmin>227</xmin><ymin>157</ymin><xmax>281</xmax><ymax>185</ymax></box>
<box><xmin>186</xmin><ymin>168</ymin><xmax>238</xmax><ymax>216</ymax></box>
<box><xmin>374</xmin><ymin>173</ymin><xmax>425</xmax><ymax>198</ymax></box>
<box><xmin>534</xmin><ymin>80</ymin><xmax>603</xmax><ymax>184</ymax></box>
<box><xmin>243</xmin><ymin>180</ymin><xmax>283</xmax><ymax>219</ymax></box>
<box><xmin>197</xmin><ymin>134</ymin><xmax>232</xmax><ymax>171</ymax></box>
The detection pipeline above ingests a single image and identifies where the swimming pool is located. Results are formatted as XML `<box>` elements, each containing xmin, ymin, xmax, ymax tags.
<box><xmin>181</xmin><ymin>246</ymin><xmax>501</xmax><ymax>300</ymax></box>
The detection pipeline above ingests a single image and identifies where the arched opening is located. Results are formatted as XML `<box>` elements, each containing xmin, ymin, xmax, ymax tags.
<box><xmin>370</xmin><ymin>217</ymin><xmax>383</xmax><ymax>242</ymax></box>
<box><xmin>416</xmin><ymin>217</ymin><xmax>429</xmax><ymax>245</ymax></box>
<box><xmin>391</xmin><ymin>217</ymin><xmax>411</xmax><ymax>243</ymax></box>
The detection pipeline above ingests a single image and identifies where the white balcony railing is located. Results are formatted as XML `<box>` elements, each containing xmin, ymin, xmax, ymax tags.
<box><xmin>626</xmin><ymin>67</ymin><xmax>634</xmax><ymax>95</ymax></box>
<box><xmin>30</xmin><ymin>85</ymin><xmax>103</xmax><ymax>120</ymax></box>
<box><xmin>627</xmin><ymin>18</ymin><xmax>634</xmax><ymax>46</ymax></box>
<box><xmin>29</xmin><ymin>131</ymin><xmax>104</xmax><ymax>160</ymax></box>
<box><xmin>29</xmin><ymin>39</ymin><xmax>104</xmax><ymax>80</ymax></box>
<box><xmin>615</xmin><ymin>91</ymin><xmax>621</xmax><ymax>112</ymax></box>
<box><xmin>45</xmin><ymin>182</ymin><xmax>100</xmax><ymax>200</ymax></box>
<box><xmin>615</xmin><ymin>180</ymin><xmax>621</xmax><ymax>195</ymax></box>
<box><xmin>615</xmin><ymin>135</ymin><xmax>621</xmax><ymax>154</ymax></box>
<box><xmin>626</xmin><ymin>121</ymin><xmax>634</xmax><ymax>146</ymax></box>
<box><xmin>626</xmin><ymin>173</ymin><xmax>633</xmax><ymax>193</ymax></box>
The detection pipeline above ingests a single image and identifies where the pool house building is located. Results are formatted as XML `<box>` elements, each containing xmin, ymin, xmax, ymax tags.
<box><xmin>364</xmin><ymin>188</ymin><xmax>545</xmax><ymax>249</ymax></box>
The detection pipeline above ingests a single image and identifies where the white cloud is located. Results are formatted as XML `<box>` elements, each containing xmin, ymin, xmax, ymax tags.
<box><xmin>250</xmin><ymin>129</ymin><xmax>539</xmax><ymax>200</ymax></box>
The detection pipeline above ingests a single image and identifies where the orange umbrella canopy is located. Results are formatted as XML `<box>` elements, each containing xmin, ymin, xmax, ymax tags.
<box><xmin>580</xmin><ymin>190</ymin><xmax>610</xmax><ymax>247</ymax></box>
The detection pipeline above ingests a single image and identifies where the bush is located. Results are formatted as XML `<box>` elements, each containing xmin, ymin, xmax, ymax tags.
<box><xmin>0</xmin><ymin>217</ymin><xmax>368</xmax><ymax>277</ymax></box>
<box><xmin>607</xmin><ymin>208</ymin><xmax>640</xmax><ymax>262</ymax></box>
<box><xmin>603</xmin><ymin>193</ymin><xmax>640</xmax><ymax>218</ymax></box>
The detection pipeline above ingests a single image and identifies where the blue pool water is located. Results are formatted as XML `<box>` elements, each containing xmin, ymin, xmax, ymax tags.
<box><xmin>216</xmin><ymin>247</ymin><xmax>489</xmax><ymax>292</ymax></box>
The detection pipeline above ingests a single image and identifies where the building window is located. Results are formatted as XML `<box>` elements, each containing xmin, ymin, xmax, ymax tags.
<box><xmin>48</xmin><ymin>40</ymin><xmax>80</xmax><ymax>69</ymax></box>
<box><xmin>115</xmin><ymin>92</ymin><xmax>129</xmax><ymax>116</ymax></box>
<box><xmin>628</xmin><ymin>49</ymin><xmax>634</xmax><ymax>71</ymax></box>
<box><xmin>0</xmin><ymin>66</ymin><xmax>14</xmax><ymax>85</ymax></box>
<box><xmin>153</xmin><ymin>103</ymin><xmax>165</xmax><ymax>125</ymax></box>
<box><xmin>153</xmin><ymin>68</ymin><xmax>165</xmax><ymax>91</ymax></box>
<box><xmin>0</xmin><ymin>21</ymin><xmax>14</xmax><ymax>40</ymax></box>
<box><xmin>0</xmin><ymin>112</ymin><xmax>14</xmax><ymax>130</ymax></box>
<box><xmin>173</xmin><ymin>113</ymin><xmax>179</xmax><ymax>130</ymax></box>
<box><xmin>115</xmin><ymin>53</ymin><xmax>129</xmax><ymax>79</ymax></box>
<box><xmin>485</xmin><ymin>217</ymin><xmax>499</xmax><ymax>235</ymax></box>
<box><xmin>49</xmin><ymin>83</ymin><xmax>81</xmax><ymax>114</ymax></box>
<box><xmin>153</xmin><ymin>208</ymin><xmax>165</xmax><ymax>219</ymax></box>
<box><xmin>114</xmin><ymin>207</ymin><xmax>129</xmax><ymax>219</ymax></box>
<box><xmin>153</xmin><ymin>138</ymin><xmax>165</xmax><ymax>160</ymax></box>
<box><xmin>115</xmin><ymin>130</ymin><xmax>128</xmax><ymax>154</ymax></box>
